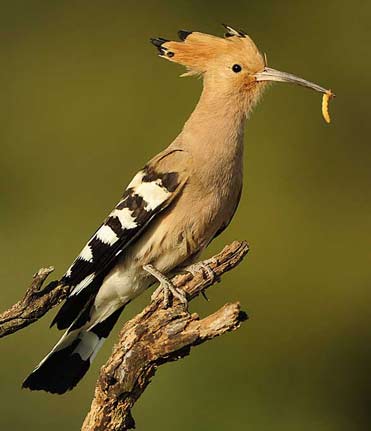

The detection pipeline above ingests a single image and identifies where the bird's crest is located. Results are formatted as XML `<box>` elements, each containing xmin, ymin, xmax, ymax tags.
<box><xmin>151</xmin><ymin>24</ymin><xmax>264</xmax><ymax>77</ymax></box>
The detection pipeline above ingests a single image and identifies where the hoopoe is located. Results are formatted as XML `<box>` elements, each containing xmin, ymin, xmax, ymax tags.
<box><xmin>23</xmin><ymin>25</ymin><xmax>332</xmax><ymax>394</ymax></box>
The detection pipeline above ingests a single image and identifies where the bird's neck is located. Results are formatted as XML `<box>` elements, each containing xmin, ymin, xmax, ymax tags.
<box><xmin>177</xmin><ymin>84</ymin><xmax>250</xmax><ymax>168</ymax></box>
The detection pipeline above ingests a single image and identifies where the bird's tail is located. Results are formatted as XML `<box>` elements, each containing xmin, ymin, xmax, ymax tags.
<box><xmin>22</xmin><ymin>306</ymin><xmax>124</xmax><ymax>394</ymax></box>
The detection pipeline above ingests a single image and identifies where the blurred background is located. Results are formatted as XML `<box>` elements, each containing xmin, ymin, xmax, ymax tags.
<box><xmin>0</xmin><ymin>1</ymin><xmax>370</xmax><ymax>430</ymax></box>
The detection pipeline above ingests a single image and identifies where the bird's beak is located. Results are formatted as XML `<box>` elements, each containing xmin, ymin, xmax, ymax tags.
<box><xmin>254</xmin><ymin>67</ymin><xmax>333</xmax><ymax>96</ymax></box>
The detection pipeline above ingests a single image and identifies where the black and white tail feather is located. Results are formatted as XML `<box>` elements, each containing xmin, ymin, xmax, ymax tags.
<box><xmin>23</xmin><ymin>305</ymin><xmax>124</xmax><ymax>394</ymax></box>
<box><xmin>23</xmin><ymin>155</ymin><xmax>187</xmax><ymax>394</ymax></box>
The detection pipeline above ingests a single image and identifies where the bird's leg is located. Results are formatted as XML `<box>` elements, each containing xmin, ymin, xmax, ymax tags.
<box><xmin>143</xmin><ymin>264</ymin><xmax>188</xmax><ymax>309</ymax></box>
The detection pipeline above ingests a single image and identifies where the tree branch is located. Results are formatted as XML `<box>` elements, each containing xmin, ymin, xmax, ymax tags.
<box><xmin>0</xmin><ymin>267</ymin><xmax>68</xmax><ymax>338</ymax></box>
<box><xmin>81</xmin><ymin>240</ymin><xmax>249</xmax><ymax>431</ymax></box>
<box><xmin>0</xmin><ymin>240</ymin><xmax>249</xmax><ymax>430</ymax></box>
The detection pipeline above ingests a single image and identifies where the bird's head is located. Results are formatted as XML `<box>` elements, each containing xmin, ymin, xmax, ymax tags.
<box><xmin>151</xmin><ymin>25</ymin><xmax>333</xmax><ymax>115</ymax></box>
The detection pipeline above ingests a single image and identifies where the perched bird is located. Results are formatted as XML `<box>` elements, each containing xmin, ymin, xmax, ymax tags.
<box><xmin>23</xmin><ymin>25</ymin><xmax>331</xmax><ymax>394</ymax></box>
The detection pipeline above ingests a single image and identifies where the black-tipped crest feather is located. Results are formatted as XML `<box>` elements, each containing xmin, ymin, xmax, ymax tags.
<box><xmin>178</xmin><ymin>30</ymin><xmax>192</xmax><ymax>41</ymax></box>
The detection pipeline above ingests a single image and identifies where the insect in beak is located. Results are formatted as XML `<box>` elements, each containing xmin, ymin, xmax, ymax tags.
<box><xmin>254</xmin><ymin>67</ymin><xmax>335</xmax><ymax>123</ymax></box>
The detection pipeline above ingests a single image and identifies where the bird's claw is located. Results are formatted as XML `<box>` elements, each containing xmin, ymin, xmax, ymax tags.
<box><xmin>144</xmin><ymin>264</ymin><xmax>188</xmax><ymax>309</ymax></box>
<box><xmin>186</xmin><ymin>257</ymin><xmax>218</xmax><ymax>283</ymax></box>
<box><xmin>185</xmin><ymin>258</ymin><xmax>218</xmax><ymax>302</ymax></box>
<box><xmin>201</xmin><ymin>290</ymin><xmax>209</xmax><ymax>302</ymax></box>
<box><xmin>164</xmin><ymin>281</ymin><xmax>188</xmax><ymax>308</ymax></box>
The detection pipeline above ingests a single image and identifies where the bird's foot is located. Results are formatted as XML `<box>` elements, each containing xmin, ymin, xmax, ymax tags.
<box><xmin>185</xmin><ymin>258</ymin><xmax>219</xmax><ymax>301</ymax></box>
<box><xmin>185</xmin><ymin>257</ymin><xmax>218</xmax><ymax>283</ymax></box>
<box><xmin>144</xmin><ymin>264</ymin><xmax>188</xmax><ymax>309</ymax></box>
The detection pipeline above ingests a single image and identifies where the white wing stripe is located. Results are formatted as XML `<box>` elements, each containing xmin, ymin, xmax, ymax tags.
<box><xmin>134</xmin><ymin>180</ymin><xmax>170</xmax><ymax>211</ymax></box>
<box><xmin>127</xmin><ymin>170</ymin><xmax>144</xmax><ymax>188</ymax></box>
<box><xmin>95</xmin><ymin>225</ymin><xmax>119</xmax><ymax>245</ymax></box>
<box><xmin>110</xmin><ymin>207</ymin><xmax>138</xmax><ymax>229</ymax></box>
<box><xmin>79</xmin><ymin>244</ymin><xmax>93</xmax><ymax>262</ymax></box>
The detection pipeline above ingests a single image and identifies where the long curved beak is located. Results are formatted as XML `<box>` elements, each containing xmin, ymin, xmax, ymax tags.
<box><xmin>255</xmin><ymin>67</ymin><xmax>334</xmax><ymax>96</ymax></box>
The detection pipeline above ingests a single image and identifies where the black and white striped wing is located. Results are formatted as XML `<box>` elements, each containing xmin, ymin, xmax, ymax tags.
<box><xmin>52</xmin><ymin>165</ymin><xmax>186</xmax><ymax>329</ymax></box>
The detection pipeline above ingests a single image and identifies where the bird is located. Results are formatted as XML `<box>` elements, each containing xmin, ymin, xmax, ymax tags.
<box><xmin>23</xmin><ymin>25</ymin><xmax>332</xmax><ymax>394</ymax></box>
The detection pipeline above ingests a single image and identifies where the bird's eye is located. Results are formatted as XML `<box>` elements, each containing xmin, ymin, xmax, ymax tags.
<box><xmin>232</xmin><ymin>64</ymin><xmax>242</xmax><ymax>73</ymax></box>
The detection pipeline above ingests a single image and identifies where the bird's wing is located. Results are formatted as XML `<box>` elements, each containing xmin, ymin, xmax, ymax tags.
<box><xmin>52</xmin><ymin>148</ymin><xmax>189</xmax><ymax>329</ymax></box>
<box><xmin>63</xmin><ymin>149</ymin><xmax>188</xmax><ymax>293</ymax></box>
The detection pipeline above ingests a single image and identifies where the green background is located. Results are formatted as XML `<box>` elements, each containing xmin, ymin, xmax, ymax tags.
<box><xmin>0</xmin><ymin>1</ymin><xmax>370</xmax><ymax>430</ymax></box>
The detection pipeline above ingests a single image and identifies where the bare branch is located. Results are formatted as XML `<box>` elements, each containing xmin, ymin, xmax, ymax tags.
<box><xmin>82</xmin><ymin>240</ymin><xmax>249</xmax><ymax>431</ymax></box>
<box><xmin>0</xmin><ymin>267</ymin><xmax>67</xmax><ymax>338</ymax></box>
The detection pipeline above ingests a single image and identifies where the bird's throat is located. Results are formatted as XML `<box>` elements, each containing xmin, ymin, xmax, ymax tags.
<box><xmin>180</xmin><ymin>86</ymin><xmax>248</xmax><ymax>160</ymax></box>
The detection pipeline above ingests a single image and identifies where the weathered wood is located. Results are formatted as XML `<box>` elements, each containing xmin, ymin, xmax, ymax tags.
<box><xmin>0</xmin><ymin>267</ymin><xmax>68</xmax><ymax>338</ymax></box>
<box><xmin>0</xmin><ymin>241</ymin><xmax>249</xmax><ymax>430</ymax></box>
<box><xmin>82</xmin><ymin>240</ymin><xmax>249</xmax><ymax>431</ymax></box>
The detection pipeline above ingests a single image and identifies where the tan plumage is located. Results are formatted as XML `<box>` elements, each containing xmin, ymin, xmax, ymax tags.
<box><xmin>23</xmin><ymin>25</ymin><xmax>334</xmax><ymax>394</ymax></box>
<box><xmin>94</xmin><ymin>28</ymin><xmax>269</xmax><ymax>324</ymax></box>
